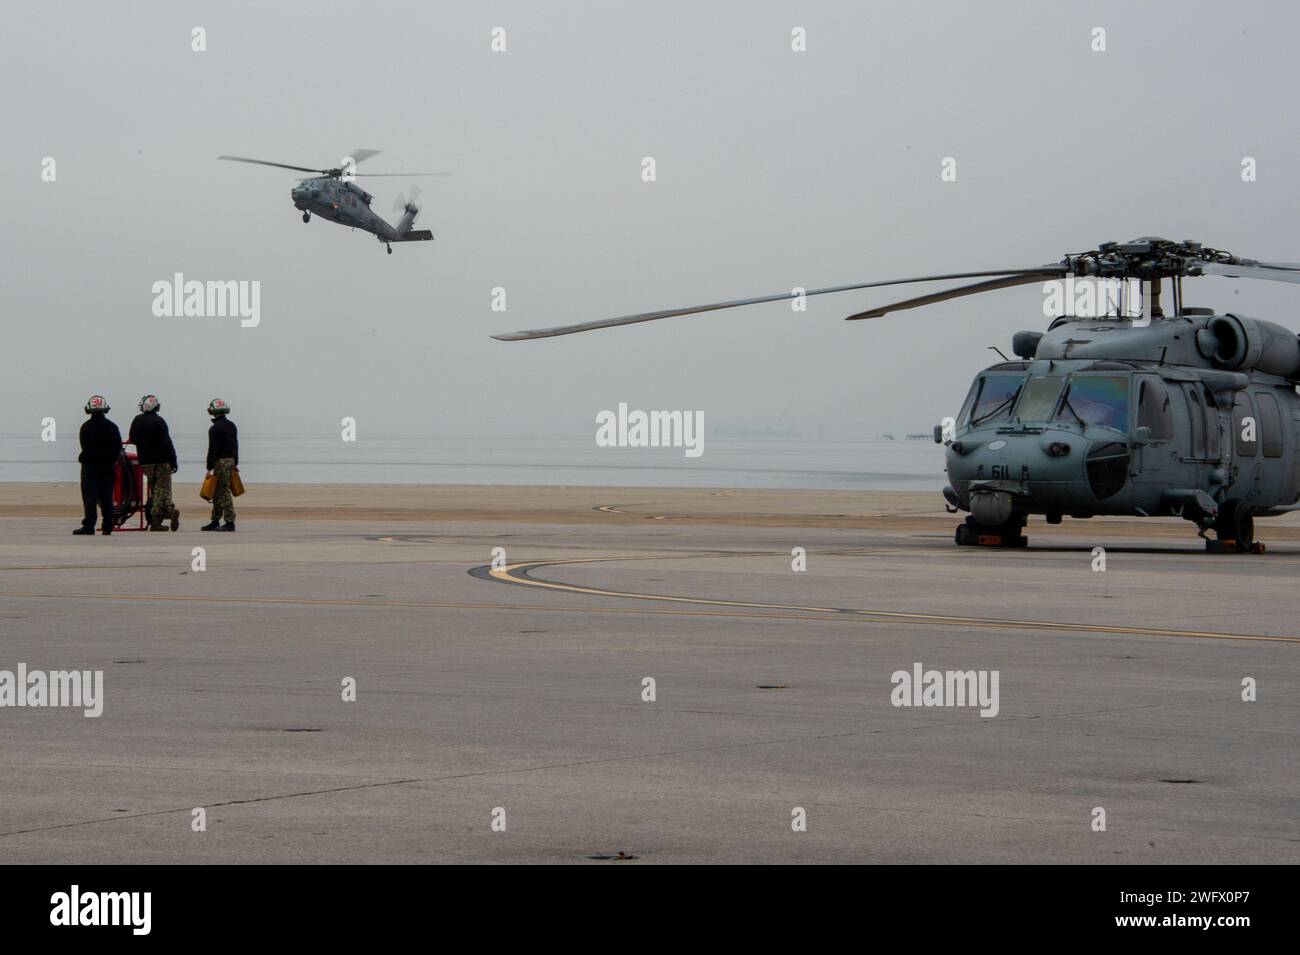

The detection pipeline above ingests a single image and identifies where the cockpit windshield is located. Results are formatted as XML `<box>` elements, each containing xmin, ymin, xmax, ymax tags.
<box><xmin>961</xmin><ymin>372</ymin><xmax>1025</xmax><ymax>427</ymax></box>
<box><xmin>959</xmin><ymin>368</ymin><xmax>1132</xmax><ymax>431</ymax></box>
<box><xmin>1055</xmin><ymin>375</ymin><xmax>1130</xmax><ymax>431</ymax></box>
<box><xmin>1012</xmin><ymin>375</ymin><xmax>1064</xmax><ymax>423</ymax></box>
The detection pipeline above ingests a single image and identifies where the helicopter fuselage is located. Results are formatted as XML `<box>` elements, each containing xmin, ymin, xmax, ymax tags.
<box><xmin>290</xmin><ymin>177</ymin><xmax>403</xmax><ymax>241</ymax></box>
<box><xmin>491</xmin><ymin>234</ymin><xmax>1300</xmax><ymax>550</ymax></box>
<box><xmin>219</xmin><ymin>151</ymin><xmax>437</xmax><ymax>251</ymax></box>
<box><xmin>942</xmin><ymin>311</ymin><xmax>1300</xmax><ymax>546</ymax></box>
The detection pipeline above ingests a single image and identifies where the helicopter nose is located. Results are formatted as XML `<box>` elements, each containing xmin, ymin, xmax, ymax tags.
<box><xmin>945</xmin><ymin>430</ymin><xmax>1087</xmax><ymax>498</ymax></box>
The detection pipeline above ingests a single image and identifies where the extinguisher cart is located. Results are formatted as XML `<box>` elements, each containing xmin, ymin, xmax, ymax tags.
<box><xmin>112</xmin><ymin>445</ymin><xmax>148</xmax><ymax>531</ymax></box>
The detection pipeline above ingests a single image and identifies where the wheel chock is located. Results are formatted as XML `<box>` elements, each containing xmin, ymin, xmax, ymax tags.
<box><xmin>976</xmin><ymin>534</ymin><xmax>1028</xmax><ymax>548</ymax></box>
<box><xmin>1205</xmin><ymin>539</ymin><xmax>1265</xmax><ymax>554</ymax></box>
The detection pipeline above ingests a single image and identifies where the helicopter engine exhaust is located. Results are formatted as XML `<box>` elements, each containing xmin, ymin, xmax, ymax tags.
<box><xmin>1195</xmin><ymin>314</ymin><xmax>1300</xmax><ymax>380</ymax></box>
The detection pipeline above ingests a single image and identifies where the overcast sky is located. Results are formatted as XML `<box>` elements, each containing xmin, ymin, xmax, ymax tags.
<box><xmin>4</xmin><ymin>0</ymin><xmax>1300</xmax><ymax>444</ymax></box>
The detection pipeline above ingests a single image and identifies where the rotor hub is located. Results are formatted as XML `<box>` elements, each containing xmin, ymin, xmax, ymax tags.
<box><xmin>1061</xmin><ymin>238</ymin><xmax>1249</xmax><ymax>281</ymax></box>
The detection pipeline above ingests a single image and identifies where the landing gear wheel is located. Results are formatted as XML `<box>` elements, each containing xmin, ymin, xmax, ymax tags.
<box><xmin>996</xmin><ymin>519</ymin><xmax>1029</xmax><ymax>548</ymax></box>
<box><xmin>954</xmin><ymin>516</ymin><xmax>1027</xmax><ymax>547</ymax></box>
<box><xmin>302</xmin><ymin>212</ymin><xmax>310</xmax><ymax>223</ymax></box>
<box><xmin>386</xmin><ymin>244</ymin><xmax>393</xmax><ymax>255</ymax></box>
<box><xmin>1211</xmin><ymin>499</ymin><xmax>1255</xmax><ymax>554</ymax></box>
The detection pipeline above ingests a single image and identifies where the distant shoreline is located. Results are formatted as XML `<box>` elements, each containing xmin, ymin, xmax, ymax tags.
<box><xmin>3</xmin><ymin>483</ymin><xmax>1294</xmax><ymax>540</ymax></box>
<box><xmin>0</xmin><ymin>482</ymin><xmax>943</xmax><ymax>526</ymax></box>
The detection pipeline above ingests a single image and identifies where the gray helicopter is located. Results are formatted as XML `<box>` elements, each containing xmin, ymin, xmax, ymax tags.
<box><xmin>493</xmin><ymin>237</ymin><xmax>1300</xmax><ymax>552</ymax></box>
<box><xmin>218</xmin><ymin>150</ymin><xmax>447</xmax><ymax>254</ymax></box>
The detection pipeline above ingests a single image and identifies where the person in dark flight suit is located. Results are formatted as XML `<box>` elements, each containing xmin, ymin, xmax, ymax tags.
<box><xmin>74</xmin><ymin>395</ymin><xmax>122</xmax><ymax>536</ymax></box>
<box><xmin>202</xmin><ymin>398</ymin><xmax>239</xmax><ymax>531</ymax></box>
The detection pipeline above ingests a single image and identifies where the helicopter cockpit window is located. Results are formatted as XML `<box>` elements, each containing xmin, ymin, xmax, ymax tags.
<box><xmin>1136</xmin><ymin>379</ymin><xmax>1174</xmax><ymax>441</ymax></box>
<box><xmin>1056</xmin><ymin>375</ymin><xmax>1130</xmax><ymax>432</ymax></box>
<box><xmin>961</xmin><ymin>373</ymin><xmax>1025</xmax><ymax>427</ymax></box>
<box><xmin>1013</xmin><ymin>375</ymin><xmax>1065</xmax><ymax>423</ymax></box>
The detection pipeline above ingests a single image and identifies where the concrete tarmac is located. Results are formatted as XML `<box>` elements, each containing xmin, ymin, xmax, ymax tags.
<box><xmin>1</xmin><ymin>485</ymin><xmax>1296</xmax><ymax>864</ymax></box>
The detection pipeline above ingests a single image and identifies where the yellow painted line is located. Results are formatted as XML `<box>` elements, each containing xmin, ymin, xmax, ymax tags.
<box><xmin>594</xmin><ymin>503</ymin><xmax>668</xmax><ymax>519</ymax></box>
<box><xmin>6</xmin><ymin>549</ymin><xmax>1297</xmax><ymax>644</ymax></box>
<box><xmin>489</xmin><ymin>557</ymin><xmax>1300</xmax><ymax>645</ymax></box>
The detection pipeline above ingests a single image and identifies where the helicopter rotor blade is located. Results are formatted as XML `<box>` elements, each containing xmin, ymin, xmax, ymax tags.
<box><xmin>347</xmin><ymin>149</ymin><xmax>382</xmax><ymax>166</ymax></box>
<box><xmin>218</xmin><ymin>154</ymin><xmax>326</xmax><ymax>174</ymax></box>
<box><xmin>844</xmin><ymin>273</ymin><xmax>1056</xmax><ymax>321</ymax></box>
<box><xmin>490</xmin><ymin>267</ymin><xmax>1066</xmax><ymax>341</ymax></box>
<box><xmin>219</xmin><ymin>151</ymin><xmax>448</xmax><ymax>178</ymax></box>
<box><xmin>1197</xmin><ymin>261</ymin><xmax>1300</xmax><ymax>285</ymax></box>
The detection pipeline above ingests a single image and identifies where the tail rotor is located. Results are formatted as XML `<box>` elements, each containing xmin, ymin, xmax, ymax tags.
<box><xmin>393</xmin><ymin>183</ymin><xmax>423</xmax><ymax>216</ymax></box>
<box><xmin>392</xmin><ymin>184</ymin><xmax>424</xmax><ymax>238</ymax></box>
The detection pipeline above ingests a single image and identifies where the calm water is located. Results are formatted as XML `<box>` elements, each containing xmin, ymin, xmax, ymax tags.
<box><xmin>0</xmin><ymin>433</ymin><xmax>946</xmax><ymax>491</ymax></box>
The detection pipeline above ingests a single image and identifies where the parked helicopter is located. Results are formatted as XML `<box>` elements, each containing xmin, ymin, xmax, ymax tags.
<box><xmin>218</xmin><ymin>150</ymin><xmax>447</xmax><ymax>253</ymax></box>
<box><xmin>493</xmin><ymin>237</ymin><xmax>1300</xmax><ymax>552</ymax></box>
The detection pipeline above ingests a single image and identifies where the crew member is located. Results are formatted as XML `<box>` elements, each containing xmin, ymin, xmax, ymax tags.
<box><xmin>75</xmin><ymin>395</ymin><xmax>122</xmax><ymax>536</ymax></box>
<box><xmin>202</xmin><ymin>398</ymin><xmax>238</xmax><ymax>532</ymax></box>
<box><xmin>129</xmin><ymin>394</ymin><xmax>180</xmax><ymax>531</ymax></box>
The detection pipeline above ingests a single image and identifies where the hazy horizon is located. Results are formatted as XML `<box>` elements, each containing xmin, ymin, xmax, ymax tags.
<box><xmin>6</xmin><ymin>1</ymin><xmax>1300</xmax><ymax>482</ymax></box>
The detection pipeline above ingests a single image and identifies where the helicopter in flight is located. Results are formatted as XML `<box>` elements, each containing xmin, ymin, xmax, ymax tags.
<box><xmin>493</xmin><ymin>237</ymin><xmax>1300</xmax><ymax>553</ymax></box>
<box><xmin>218</xmin><ymin>150</ymin><xmax>448</xmax><ymax>254</ymax></box>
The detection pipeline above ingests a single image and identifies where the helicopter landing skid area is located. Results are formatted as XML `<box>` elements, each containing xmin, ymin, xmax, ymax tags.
<box><xmin>1204</xmin><ymin>539</ymin><xmax>1268</xmax><ymax>554</ymax></box>
<box><xmin>963</xmin><ymin>534</ymin><xmax>1267</xmax><ymax>553</ymax></box>
<box><xmin>956</xmin><ymin>523</ymin><xmax>1270</xmax><ymax>553</ymax></box>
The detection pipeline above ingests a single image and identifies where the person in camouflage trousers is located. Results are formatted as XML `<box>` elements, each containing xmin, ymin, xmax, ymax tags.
<box><xmin>202</xmin><ymin>398</ymin><xmax>238</xmax><ymax>532</ymax></box>
<box><xmin>129</xmin><ymin>395</ymin><xmax>180</xmax><ymax>531</ymax></box>
<box><xmin>209</xmin><ymin>457</ymin><xmax>236</xmax><ymax>525</ymax></box>
<box><xmin>142</xmin><ymin>463</ymin><xmax>177</xmax><ymax>528</ymax></box>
